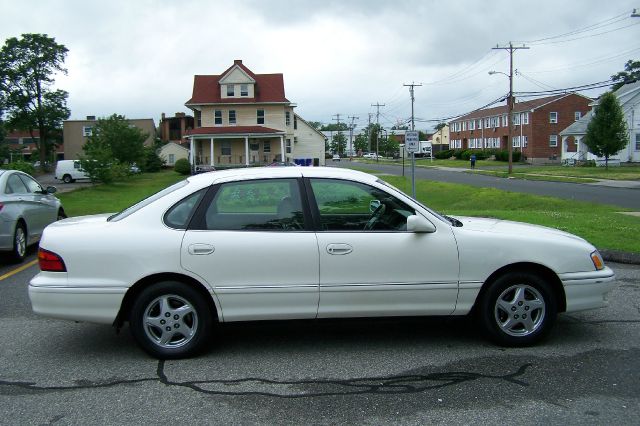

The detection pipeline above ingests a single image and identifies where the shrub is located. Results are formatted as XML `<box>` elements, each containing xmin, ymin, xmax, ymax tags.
<box><xmin>2</xmin><ymin>160</ymin><xmax>35</xmax><ymax>175</ymax></box>
<box><xmin>434</xmin><ymin>149</ymin><xmax>454</xmax><ymax>159</ymax></box>
<box><xmin>494</xmin><ymin>150</ymin><xmax>522</xmax><ymax>162</ymax></box>
<box><xmin>174</xmin><ymin>158</ymin><xmax>191</xmax><ymax>175</ymax></box>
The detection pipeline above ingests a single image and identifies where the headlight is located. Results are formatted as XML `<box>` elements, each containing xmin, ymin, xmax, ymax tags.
<box><xmin>590</xmin><ymin>250</ymin><xmax>604</xmax><ymax>270</ymax></box>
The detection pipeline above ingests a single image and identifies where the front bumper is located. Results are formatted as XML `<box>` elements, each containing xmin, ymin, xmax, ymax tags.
<box><xmin>559</xmin><ymin>266</ymin><xmax>616</xmax><ymax>312</ymax></box>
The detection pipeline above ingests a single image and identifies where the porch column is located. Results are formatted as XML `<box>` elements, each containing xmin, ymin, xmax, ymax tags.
<box><xmin>280</xmin><ymin>136</ymin><xmax>285</xmax><ymax>162</ymax></box>
<box><xmin>210</xmin><ymin>138</ymin><xmax>214</xmax><ymax>166</ymax></box>
<box><xmin>189</xmin><ymin>137</ymin><xmax>194</xmax><ymax>167</ymax></box>
<box><xmin>561</xmin><ymin>136</ymin><xmax>568</xmax><ymax>160</ymax></box>
<box><xmin>576</xmin><ymin>136</ymin><xmax>585</xmax><ymax>160</ymax></box>
<box><xmin>245</xmin><ymin>136</ymin><xmax>249</xmax><ymax>166</ymax></box>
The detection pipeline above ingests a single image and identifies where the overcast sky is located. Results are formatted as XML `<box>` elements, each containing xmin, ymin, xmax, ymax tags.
<box><xmin>1</xmin><ymin>0</ymin><xmax>638</xmax><ymax>131</ymax></box>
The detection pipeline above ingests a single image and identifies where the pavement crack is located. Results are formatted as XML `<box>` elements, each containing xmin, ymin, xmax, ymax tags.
<box><xmin>0</xmin><ymin>362</ymin><xmax>532</xmax><ymax>399</ymax></box>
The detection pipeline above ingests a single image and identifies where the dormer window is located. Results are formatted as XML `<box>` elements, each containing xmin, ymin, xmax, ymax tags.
<box><xmin>226</xmin><ymin>85</ymin><xmax>235</xmax><ymax>97</ymax></box>
<box><xmin>241</xmin><ymin>84</ymin><xmax>248</xmax><ymax>97</ymax></box>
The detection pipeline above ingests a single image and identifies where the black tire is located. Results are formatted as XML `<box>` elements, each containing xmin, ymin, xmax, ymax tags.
<box><xmin>57</xmin><ymin>209</ymin><xmax>67</xmax><ymax>220</ymax></box>
<box><xmin>130</xmin><ymin>281</ymin><xmax>213</xmax><ymax>359</ymax></box>
<box><xmin>11</xmin><ymin>223</ymin><xmax>27</xmax><ymax>263</ymax></box>
<box><xmin>478</xmin><ymin>272</ymin><xmax>557</xmax><ymax>347</ymax></box>
<box><xmin>62</xmin><ymin>174</ymin><xmax>73</xmax><ymax>184</ymax></box>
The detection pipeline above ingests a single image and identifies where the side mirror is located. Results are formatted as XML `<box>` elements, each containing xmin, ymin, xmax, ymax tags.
<box><xmin>46</xmin><ymin>186</ymin><xmax>57</xmax><ymax>194</ymax></box>
<box><xmin>369</xmin><ymin>199</ymin><xmax>381</xmax><ymax>213</ymax></box>
<box><xmin>407</xmin><ymin>215</ymin><xmax>436</xmax><ymax>233</ymax></box>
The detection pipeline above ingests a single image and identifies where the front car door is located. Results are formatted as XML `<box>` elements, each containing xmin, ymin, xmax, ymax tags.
<box><xmin>308</xmin><ymin>178</ymin><xmax>460</xmax><ymax>318</ymax></box>
<box><xmin>180</xmin><ymin>177</ymin><xmax>320</xmax><ymax>322</ymax></box>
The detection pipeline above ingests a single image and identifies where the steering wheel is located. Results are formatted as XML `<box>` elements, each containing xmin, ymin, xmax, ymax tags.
<box><xmin>364</xmin><ymin>203</ymin><xmax>386</xmax><ymax>231</ymax></box>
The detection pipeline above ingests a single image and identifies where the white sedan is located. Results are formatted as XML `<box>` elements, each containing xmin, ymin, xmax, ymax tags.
<box><xmin>29</xmin><ymin>167</ymin><xmax>615</xmax><ymax>358</ymax></box>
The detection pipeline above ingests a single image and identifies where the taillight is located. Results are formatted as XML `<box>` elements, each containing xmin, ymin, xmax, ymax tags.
<box><xmin>38</xmin><ymin>248</ymin><xmax>67</xmax><ymax>272</ymax></box>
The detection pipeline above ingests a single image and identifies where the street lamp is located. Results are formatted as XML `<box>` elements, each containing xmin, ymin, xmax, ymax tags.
<box><xmin>489</xmin><ymin>70</ymin><xmax>515</xmax><ymax>174</ymax></box>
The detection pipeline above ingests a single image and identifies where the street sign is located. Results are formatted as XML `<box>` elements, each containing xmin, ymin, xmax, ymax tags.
<box><xmin>405</xmin><ymin>130</ymin><xmax>419</xmax><ymax>153</ymax></box>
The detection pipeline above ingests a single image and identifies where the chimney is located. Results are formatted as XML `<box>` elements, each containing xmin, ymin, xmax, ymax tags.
<box><xmin>176</xmin><ymin>112</ymin><xmax>185</xmax><ymax>118</ymax></box>
<box><xmin>161</xmin><ymin>113</ymin><xmax>166</xmax><ymax>120</ymax></box>
<box><xmin>234</xmin><ymin>59</ymin><xmax>242</xmax><ymax>65</ymax></box>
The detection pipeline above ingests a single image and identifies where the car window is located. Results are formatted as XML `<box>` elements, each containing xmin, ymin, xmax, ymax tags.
<box><xmin>203</xmin><ymin>179</ymin><xmax>303</xmax><ymax>231</ymax></box>
<box><xmin>309</xmin><ymin>178</ymin><xmax>415</xmax><ymax>232</ymax></box>
<box><xmin>164</xmin><ymin>189</ymin><xmax>206</xmax><ymax>229</ymax></box>
<box><xmin>18</xmin><ymin>174</ymin><xmax>43</xmax><ymax>193</ymax></box>
<box><xmin>6</xmin><ymin>174</ymin><xmax>29</xmax><ymax>194</ymax></box>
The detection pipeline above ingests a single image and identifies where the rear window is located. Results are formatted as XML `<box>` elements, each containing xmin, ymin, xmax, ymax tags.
<box><xmin>108</xmin><ymin>180</ymin><xmax>189</xmax><ymax>222</ymax></box>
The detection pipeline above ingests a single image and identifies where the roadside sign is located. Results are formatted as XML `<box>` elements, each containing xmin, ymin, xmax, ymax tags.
<box><xmin>405</xmin><ymin>130</ymin><xmax>419</xmax><ymax>153</ymax></box>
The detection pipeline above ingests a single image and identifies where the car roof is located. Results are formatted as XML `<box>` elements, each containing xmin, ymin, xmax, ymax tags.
<box><xmin>186</xmin><ymin>166</ymin><xmax>378</xmax><ymax>186</ymax></box>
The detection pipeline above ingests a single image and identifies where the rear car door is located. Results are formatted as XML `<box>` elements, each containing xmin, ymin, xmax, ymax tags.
<box><xmin>180</xmin><ymin>177</ymin><xmax>320</xmax><ymax>321</ymax></box>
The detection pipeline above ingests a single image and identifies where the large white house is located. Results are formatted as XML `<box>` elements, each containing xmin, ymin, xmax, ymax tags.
<box><xmin>184</xmin><ymin>60</ymin><xmax>325</xmax><ymax>168</ymax></box>
<box><xmin>561</xmin><ymin>81</ymin><xmax>640</xmax><ymax>164</ymax></box>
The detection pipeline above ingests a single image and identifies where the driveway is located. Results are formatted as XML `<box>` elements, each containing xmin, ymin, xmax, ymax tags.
<box><xmin>37</xmin><ymin>173</ymin><xmax>93</xmax><ymax>193</ymax></box>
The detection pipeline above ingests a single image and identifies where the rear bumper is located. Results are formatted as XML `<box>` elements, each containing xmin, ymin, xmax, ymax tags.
<box><xmin>560</xmin><ymin>267</ymin><xmax>616</xmax><ymax>312</ymax></box>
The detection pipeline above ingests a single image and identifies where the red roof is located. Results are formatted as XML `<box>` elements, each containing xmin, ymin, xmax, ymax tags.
<box><xmin>455</xmin><ymin>94</ymin><xmax>581</xmax><ymax>121</ymax></box>
<box><xmin>186</xmin><ymin>60</ymin><xmax>289</xmax><ymax>105</ymax></box>
<box><xmin>185</xmin><ymin>126</ymin><xmax>284</xmax><ymax>136</ymax></box>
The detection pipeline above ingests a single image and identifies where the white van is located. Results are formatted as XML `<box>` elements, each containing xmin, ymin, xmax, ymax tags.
<box><xmin>55</xmin><ymin>160</ymin><xmax>90</xmax><ymax>183</ymax></box>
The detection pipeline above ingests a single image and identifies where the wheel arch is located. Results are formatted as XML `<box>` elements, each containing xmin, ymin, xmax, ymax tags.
<box><xmin>475</xmin><ymin>262</ymin><xmax>567</xmax><ymax>313</ymax></box>
<box><xmin>113</xmin><ymin>272</ymin><xmax>220</xmax><ymax>329</ymax></box>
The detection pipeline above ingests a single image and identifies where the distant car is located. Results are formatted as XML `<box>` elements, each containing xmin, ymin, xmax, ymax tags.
<box><xmin>268</xmin><ymin>161</ymin><xmax>300</xmax><ymax>167</ymax></box>
<box><xmin>129</xmin><ymin>164</ymin><xmax>141</xmax><ymax>174</ymax></box>
<box><xmin>29</xmin><ymin>167</ymin><xmax>615</xmax><ymax>358</ymax></box>
<box><xmin>55</xmin><ymin>160</ymin><xmax>90</xmax><ymax>183</ymax></box>
<box><xmin>332</xmin><ymin>154</ymin><xmax>341</xmax><ymax>161</ymax></box>
<box><xmin>194</xmin><ymin>165</ymin><xmax>216</xmax><ymax>174</ymax></box>
<box><xmin>362</xmin><ymin>153</ymin><xmax>378</xmax><ymax>159</ymax></box>
<box><xmin>0</xmin><ymin>170</ymin><xmax>65</xmax><ymax>262</ymax></box>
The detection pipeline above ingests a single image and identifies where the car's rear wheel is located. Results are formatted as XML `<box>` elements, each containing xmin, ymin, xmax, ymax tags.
<box><xmin>130</xmin><ymin>281</ymin><xmax>213</xmax><ymax>359</ymax></box>
<box><xmin>478</xmin><ymin>272</ymin><xmax>557</xmax><ymax>346</ymax></box>
<box><xmin>62</xmin><ymin>174</ymin><xmax>73</xmax><ymax>183</ymax></box>
<box><xmin>57</xmin><ymin>209</ymin><xmax>67</xmax><ymax>220</ymax></box>
<box><xmin>11</xmin><ymin>223</ymin><xmax>27</xmax><ymax>263</ymax></box>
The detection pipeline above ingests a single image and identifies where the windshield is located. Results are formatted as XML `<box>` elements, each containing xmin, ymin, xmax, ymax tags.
<box><xmin>108</xmin><ymin>180</ymin><xmax>189</xmax><ymax>222</ymax></box>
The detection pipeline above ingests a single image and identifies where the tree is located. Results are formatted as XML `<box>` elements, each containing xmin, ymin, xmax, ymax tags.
<box><xmin>321</xmin><ymin>122</ymin><xmax>349</xmax><ymax>132</ymax></box>
<box><xmin>353</xmin><ymin>133</ymin><xmax>369</xmax><ymax>153</ymax></box>
<box><xmin>434</xmin><ymin>122</ymin><xmax>447</xmax><ymax>132</ymax></box>
<box><xmin>611</xmin><ymin>59</ymin><xmax>640</xmax><ymax>91</ymax></box>
<box><xmin>583</xmin><ymin>91</ymin><xmax>628</xmax><ymax>169</ymax></box>
<box><xmin>80</xmin><ymin>114</ymin><xmax>148</xmax><ymax>182</ymax></box>
<box><xmin>0</xmin><ymin>34</ymin><xmax>70</xmax><ymax>169</ymax></box>
<box><xmin>142</xmin><ymin>139</ymin><xmax>166</xmax><ymax>172</ymax></box>
<box><xmin>330</xmin><ymin>132</ymin><xmax>347</xmax><ymax>154</ymax></box>
<box><xmin>307</xmin><ymin>121</ymin><xmax>322</xmax><ymax>130</ymax></box>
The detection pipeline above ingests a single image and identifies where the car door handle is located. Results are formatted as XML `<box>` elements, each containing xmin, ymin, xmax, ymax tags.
<box><xmin>188</xmin><ymin>244</ymin><xmax>215</xmax><ymax>255</ymax></box>
<box><xmin>326</xmin><ymin>243</ymin><xmax>353</xmax><ymax>255</ymax></box>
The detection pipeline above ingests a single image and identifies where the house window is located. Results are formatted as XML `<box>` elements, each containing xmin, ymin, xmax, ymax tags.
<box><xmin>250</xmin><ymin>141</ymin><xmax>259</xmax><ymax>151</ymax></box>
<box><xmin>469</xmin><ymin>120</ymin><xmax>475</xmax><ymax>130</ymax></box>
<box><xmin>285</xmin><ymin>111</ymin><xmax>291</xmax><ymax>126</ymax></box>
<box><xmin>257</xmin><ymin>109</ymin><xmax>265</xmax><ymax>125</ymax></box>
<box><xmin>549</xmin><ymin>135</ymin><xmax>558</xmax><ymax>147</ymax></box>
<box><xmin>512</xmin><ymin>136</ymin><xmax>520</xmax><ymax>148</ymax></box>
<box><xmin>502</xmin><ymin>114</ymin><xmax>508</xmax><ymax>127</ymax></box>
<box><xmin>513</xmin><ymin>114</ymin><xmax>520</xmax><ymax>125</ymax></box>
<box><xmin>229</xmin><ymin>110</ymin><xmax>236</xmax><ymax>125</ymax></box>
<box><xmin>214</xmin><ymin>110</ymin><xmax>222</xmax><ymax>125</ymax></box>
<box><xmin>477</xmin><ymin>119</ymin><xmax>482</xmax><ymax>130</ymax></box>
<box><xmin>226</xmin><ymin>84</ymin><xmax>235</xmax><ymax>97</ymax></box>
<box><xmin>286</xmin><ymin>138</ymin><xmax>292</xmax><ymax>153</ymax></box>
<box><xmin>635</xmin><ymin>133</ymin><xmax>640</xmax><ymax>151</ymax></box>
<box><xmin>484</xmin><ymin>118</ymin><xmax>490</xmax><ymax>128</ymax></box>
<box><xmin>550</xmin><ymin>112</ymin><xmax>558</xmax><ymax>124</ymax></box>
<box><xmin>294</xmin><ymin>116</ymin><xmax>298</xmax><ymax>130</ymax></box>
<box><xmin>523</xmin><ymin>136</ymin><xmax>528</xmax><ymax>147</ymax></box>
<box><xmin>82</xmin><ymin>126</ymin><xmax>93</xmax><ymax>137</ymax></box>
<box><xmin>221</xmin><ymin>141</ymin><xmax>231</xmax><ymax>156</ymax></box>
<box><xmin>168</xmin><ymin>154</ymin><xmax>175</xmax><ymax>164</ymax></box>
<box><xmin>240</xmin><ymin>84</ymin><xmax>248</xmax><ymax>97</ymax></box>
<box><xmin>575</xmin><ymin>111</ymin><xmax>582</xmax><ymax>121</ymax></box>
<box><xmin>522</xmin><ymin>112</ymin><xmax>529</xmax><ymax>125</ymax></box>
<box><xmin>195</xmin><ymin>110</ymin><xmax>201</xmax><ymax>128</ymax></box>
<box><xmin>264</xmin><ymin>141</ymin><xmax>271</xmax><ymax>153</ymax></box>
<box><xmin>462</xmin><ymin>121</ymin><xmax>467</xmax><ymax>131</ymax></box>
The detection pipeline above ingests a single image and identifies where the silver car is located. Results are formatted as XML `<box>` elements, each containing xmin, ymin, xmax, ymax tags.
<box><xmin>0</xmin><ymin>170</ymin><xmax>65</xmax><ymax>262</ymax></box>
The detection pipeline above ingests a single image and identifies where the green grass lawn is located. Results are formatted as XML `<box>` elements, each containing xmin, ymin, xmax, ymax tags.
<box><xmin>57</xmin><ymin>168</ymin><xmax>640</xmax><ymax>254</ymax></box>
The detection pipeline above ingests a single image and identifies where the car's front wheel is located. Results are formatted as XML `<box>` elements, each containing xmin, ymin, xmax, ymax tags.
<box><xmin>478</xmin><ymin>272</ymin><xmax>557</xmax><ymax>346</ymax></box>
<box><xmin>130</xmin><ymin>281</ymin><xmax>213</xmax><ymax>359</ymax></box>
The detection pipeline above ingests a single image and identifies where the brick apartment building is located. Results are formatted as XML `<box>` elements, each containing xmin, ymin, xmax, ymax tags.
<box><xmin>448</xmin><ymin>93</ymin><xmax>591</xmax><ymax>164</ymax></box>
<box><xmin>159</xmin><ymin>112</ymin><xmax>194</xmax><ymax>144</ymax></box>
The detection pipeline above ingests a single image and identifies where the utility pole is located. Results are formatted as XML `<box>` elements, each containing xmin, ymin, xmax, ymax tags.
<box><xmin>348</xmin><ymin>115</ymin><xmax>358</xmax><ymax>159</ymax></box>
<box><xmin>492</xmin><ymin>42</ymin><xmax>529</xmax><ymax>174</ymax></box>
<box><xmin>332</xmin><ymin>113</ymin><xmax>342</xmax><ymax>156</ymax></box>
<box><xmin>403</xmin><ymin>82</ymin><xmax>421</xmax><ymax>198</ymax></box>
<box><xmin>367</xmin><ymin>113</ymin><xmax>373</xmax><ymax>152</ymax></box>
<box><xmin>371</xmin><ymin>103</ymin><xmax>385</xmax><ymax>159</ymax></box>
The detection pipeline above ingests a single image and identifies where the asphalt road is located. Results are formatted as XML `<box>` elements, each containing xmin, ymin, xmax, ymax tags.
<box><xmin>330</xmin><ymin>161</ymin><xmax>640</xmax><ymax>210</ymax></box>
<box><xmin>1</xmin><ymin>251</ymin><xmax>638</xmax><ymax>425</ymax></box>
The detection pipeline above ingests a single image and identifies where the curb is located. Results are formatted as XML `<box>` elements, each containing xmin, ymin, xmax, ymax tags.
<box><xmin>599</xmin><ymin>249</ymin><xmax>640</xmax><ymax>265</ymax></box>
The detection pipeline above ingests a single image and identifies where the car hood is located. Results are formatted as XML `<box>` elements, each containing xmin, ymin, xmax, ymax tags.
<box><xmin>452</xmin><ymin>216</ymin><xmax>587</xmax><ymax>243</ymax></box>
